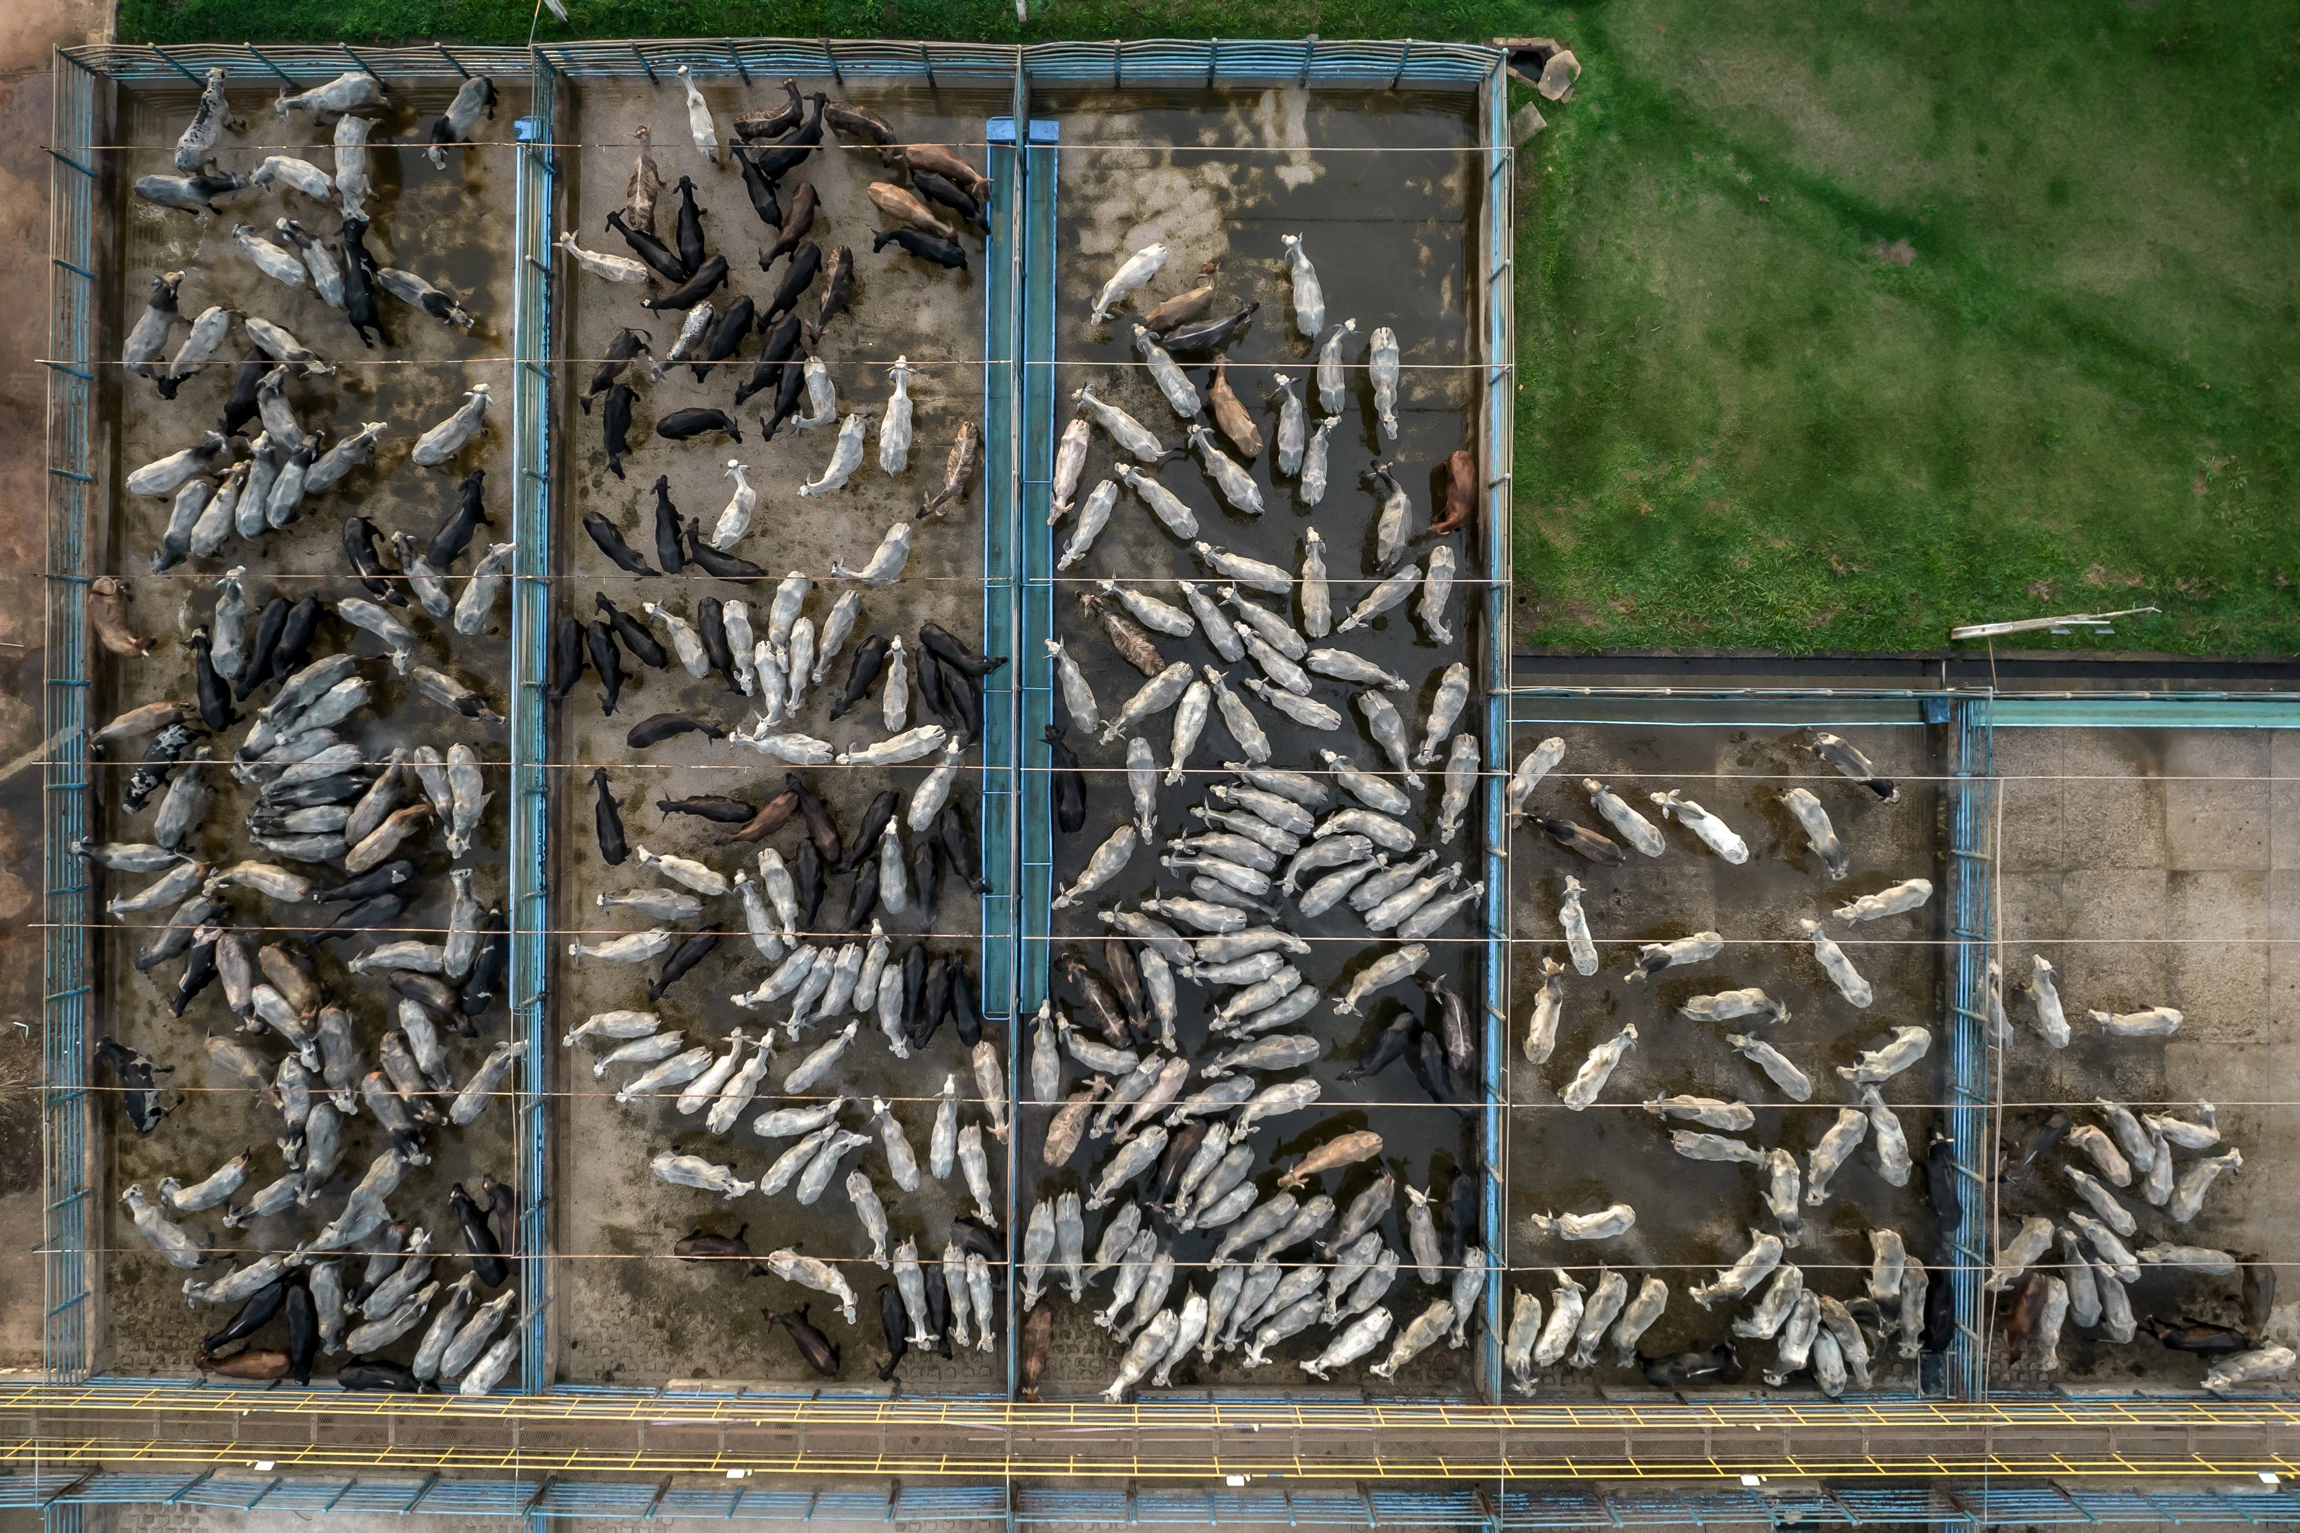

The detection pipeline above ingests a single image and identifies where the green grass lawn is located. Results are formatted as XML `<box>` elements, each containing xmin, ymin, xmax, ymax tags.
<box><xmin>121</xmin><ymin>0</ymin><xmax>2300</xmax><ymax>654</ymax></box>
<box><xmin>1514</xmin><ymin>0</ymin><xmax>2300</xmax><ymax>653</ymax></box>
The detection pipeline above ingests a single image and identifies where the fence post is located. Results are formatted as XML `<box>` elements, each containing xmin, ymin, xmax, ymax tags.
<box><xmin>148</xmin><ymin>44</ymin><xmax>202</xmax><ymax>85</ymax></box>
<box><xmin>340</xmin><ymin>42</ymin><xmax>386</xmax><ymax>85</ymax></box>
<box><xmin>243</xmin><ymin>43</ymin><xmax>295</xmax><ymax>86</ymax></box>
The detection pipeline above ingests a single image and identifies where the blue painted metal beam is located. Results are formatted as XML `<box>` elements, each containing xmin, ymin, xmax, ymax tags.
<box><xmin>1477</xmin><ymin>50</ymin><xmax>1516</xmax><ymax>1405</ymax></box>
<box><xmin>984</xmin><ymin>88</ymin><xmax>1024</xmax><ymax>1402</ymax></box>
<box><xmin>1943</xmin><ymin>695</ymin><xmax>1994</xmax><ymax>1401</ymax></box>
<box><xmin>509</xmin><ymin>92</ymin><xmax>559</xmax><ymax>1394</ymax></box>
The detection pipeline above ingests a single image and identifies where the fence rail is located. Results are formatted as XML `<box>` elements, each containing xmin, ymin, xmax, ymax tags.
<box><xmin>63</xmin><ymin>38</ymin><xmax>1502</xmax><ymax>92</ymax></box>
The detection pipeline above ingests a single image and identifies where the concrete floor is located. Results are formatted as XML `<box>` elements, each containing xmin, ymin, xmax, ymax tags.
<box><xmin>1027</xmin><ymin>86</ymin><xmax>1484</xmax><ymax>1397</ymax></box>
<box><xmin>1990</xmin><ymin>727</ymin><xmax>2299</xmax><ymax>1389</ymax></box>
<box><xmin>86</xmin><ymin>76</ymin><xmax>525</xmax><ymax>1375</ymax></box>
<box><xmin>1503</xmin><ymin>720</ymin><xmax>1944</xmax><ymax>1395</ymax></box>
<box><xmin>546</xmin><ymin>75</ymin><xmax>1000</xmax><ymax>1391</ymax></box>
<box><xmin>0</xmin><ymin>0</ymin><xmax>114</xmax><ymax>1375</ymax></box>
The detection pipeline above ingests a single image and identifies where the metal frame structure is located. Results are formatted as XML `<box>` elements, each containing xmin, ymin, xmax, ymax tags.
<box><xmin>33</xmin><ymin>34</ymin><xmax>2300</xmax><ymax>1517</ymax></box>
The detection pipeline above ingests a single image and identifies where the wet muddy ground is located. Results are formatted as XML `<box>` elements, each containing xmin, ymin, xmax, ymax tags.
<box><xmin>1987</xmin><ymin>727</ymin><xmax>2298</xmax><ymax>1391</ymax></box>
<box><xmin>92</xmin><ymin>78</ymin><xmax>527</xmax><ymax>1376</ymax></box>
<box><xmin>1022</xmin><ymin>88</ymin><xmax>1487</xmax><ymax>1398</ymax></box>
<box><xmin>546</xmin><ymin>77</ymin><xmax>1003</xmax><ymax>1391</ymax></box>
<box><xmin>1502</xmin><ymin>721</ymin><xmax>1946</xmax><ymax>1397</ymax></box>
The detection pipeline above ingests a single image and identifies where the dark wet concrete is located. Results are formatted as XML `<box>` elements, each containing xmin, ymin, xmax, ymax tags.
<box><xmin>1023</xmin><ymin>87</ymin><xmax>1485</xmax><ymax>1398</ymax></box>
<box><xmin>91</xmin><ymin>77</ymin><xmax>523</xmax><ymax>1376</ymax></box>
<box><xmin>1502</xmin><ymin>721</ymin><xmax>1944</xmax><ymax>1397</ymax></box>
<box><xmin>1989</xmin><ymin>727</ymin><xmax>2297</xmax><ymax>1390</ymax></box>
<box><xmin>547</xmin><ymin>76</ymin><xmax>999</xmax><ymax>1392</ymax></box>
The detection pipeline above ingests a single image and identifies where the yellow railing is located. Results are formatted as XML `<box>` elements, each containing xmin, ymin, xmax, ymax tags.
<box><xmin>1</xmin><ymin>1433</ymin><xmax>2297</xmax><ymax>1484</ymax></box>
<box><xmin>2</xmin><ymin>1382</ymin><xmax>2297</xmax><ymax>1484</ymax></box>
<box><xmin>5</xmin><ymin>1380</ymin><xmax>2300</xmax><ymax>1430</ymax></box>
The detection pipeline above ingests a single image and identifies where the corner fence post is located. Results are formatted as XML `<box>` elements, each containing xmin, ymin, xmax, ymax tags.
<box><xmin>509</xmin><ymin>82</ymin><xmax>559</xmax><ymax>1394</ymax></box>
<box><xmin>43</xmin><ymin>43</ymin><xmax>97</xmax><ymax>1390</ymax></box>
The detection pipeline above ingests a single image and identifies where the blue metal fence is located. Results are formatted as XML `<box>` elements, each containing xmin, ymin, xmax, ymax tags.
<box><xmin>67</xmin><ymin>36</ymin><xmax>1503</xmax><ymax>91</ymax></box>
<box><xmin>73</xmin><ymin>41</ymin><xmax>538</xmax><ymax>82</ymax></box>
<box><xmin>983</xmin><ymin>85</ymin><xmax>1061</xmax><ymax>1395</ymax></box>
<box><xmin>509</xmin><ymin>69</ymin><xmax>561</xmax><ymax>1395</ymax></box>
<box><xmin>1011</xmin><ymin>113</ymin><xmax>1060</xmax><ymax>1035</ymax></box>
<box><xmin>1939</xmin><ymin>694</ymin><xmax>1995</xmax><ymax>1401</ymax></box>
<box><xmin>1022</xmin><ymin>38</ymin><xmax>1495</xmax><ymax>88</ymax></box>
<box><xmin>1475</xmin><ymin>52</ymin><xmax>1515</xmax><ymax>1405</ymax></box>
<box><xmin>983</xmin><ymin>103</ymin><xmax>1026</xmax><ymax>1401</ymax></box>
<box><xmin>42</xmin><ymin>43</ymin><xmax>102</xmax><ymax>1391</ymax></box>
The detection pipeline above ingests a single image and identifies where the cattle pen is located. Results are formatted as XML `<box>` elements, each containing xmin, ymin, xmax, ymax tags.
<box><xmin>28</xmin><ymin>30</ymin><xmax>2300</xmax><ymax>1528</ymax></box>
